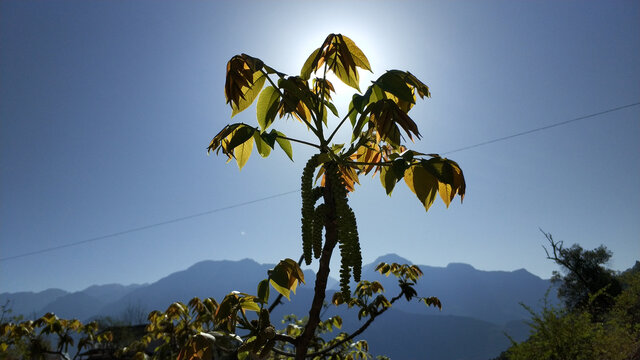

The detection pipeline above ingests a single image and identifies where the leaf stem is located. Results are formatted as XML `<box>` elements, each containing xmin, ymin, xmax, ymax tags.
<box><xmin>326</xmin><ymin>106</ymin><xmax>356</xmax><ymax>144</ymax></box>
<box><xmin>275</xmin><ymin>134</ymin><xmax>321</xmax><ymax>150</ymax></box>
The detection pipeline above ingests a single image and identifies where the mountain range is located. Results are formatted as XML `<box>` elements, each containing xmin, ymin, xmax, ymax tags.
<box><xmin>1</xmin><ymin>254</ymin><xmax>557</xmax><ymax>360</ymax></box>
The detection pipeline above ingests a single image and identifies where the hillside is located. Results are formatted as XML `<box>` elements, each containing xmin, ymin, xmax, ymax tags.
<box><xmin>1</xmin><ymin>255</ymin><xmax>554</xmax><ymax>359</ymax></box>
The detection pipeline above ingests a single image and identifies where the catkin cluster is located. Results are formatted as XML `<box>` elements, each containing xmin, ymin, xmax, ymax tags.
<box><xmin>301</xmin><ymin>154</ymin><xmax>322</xmax><ymax>265</ymax></box>
<box><xmin>325</xmin><ymin>162</ymin><xmax>362</xmax><ymax>300</ymax></box>
<box><xmin>301</xmin><ymin>157</ymin><xmax>362</xmax><ymax>300</ymax></box>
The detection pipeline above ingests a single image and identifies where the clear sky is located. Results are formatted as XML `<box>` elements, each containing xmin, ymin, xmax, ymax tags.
<box><xmin>1</xmin><ymin>1</ymin><xmax>639</xmax><ymax>293</ymax></box>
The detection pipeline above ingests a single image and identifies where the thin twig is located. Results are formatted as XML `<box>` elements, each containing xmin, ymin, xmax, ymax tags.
<box><xmin>326</xmin><ymin>106</ymin><xmax>356</xmax><ymax>144</ymax></box>
<box><xmin>275</xmin><ymin>134</ymin><xmax>321</xmax><ymax>149</ymax></box>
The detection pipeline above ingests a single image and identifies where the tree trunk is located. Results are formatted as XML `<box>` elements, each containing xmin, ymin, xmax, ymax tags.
<box><xmin>295</xmin><ymin>171</ymin><xmax>339</xmax><ymax>359</ymax></box>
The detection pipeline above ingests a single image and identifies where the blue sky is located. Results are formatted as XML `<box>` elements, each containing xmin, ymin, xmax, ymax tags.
<box><xmin>1</xmin><ymin>1</ymin><xmax>639</xmax><ymax>293</ymax></box>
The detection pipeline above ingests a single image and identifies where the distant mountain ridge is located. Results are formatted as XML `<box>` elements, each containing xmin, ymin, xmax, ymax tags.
<box><xmin>0</xmin><ymin>255</ymin><xmax>555</xmax><ymax>360</ymax></box>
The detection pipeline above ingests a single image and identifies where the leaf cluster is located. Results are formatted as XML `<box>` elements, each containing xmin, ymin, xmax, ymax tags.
<box><xmin>209</xmin><ymin>32</ymin><xmax>466</xmax><ymax>215</ymax></box>
<box><xmin>0</xmin><ymin>313</ymin><xmax>112</xmax><ymax>360</ymax></box>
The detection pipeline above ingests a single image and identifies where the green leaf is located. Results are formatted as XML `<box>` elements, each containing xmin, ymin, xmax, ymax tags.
<box><xmin>256</xmin><ymin>86</ymin><xmax>280</xmax><ymax>131</ymax></box>
<box><xmin>352</xmin><ymin>88</ymin><xmax>372</xmax><ymax>113</ymax></box>
<box><xmin>225</xmin><ymin>125</ymin><xmax>256</xmax><ymax>152</ymax></box>
<box><xmin>375</xmin><ymin>71</ymin><xmax>415</xmax><ymax>104</ymax></box>
<box><xmin>253</xmin><ymin>132</ymin><xmax>271</xmax><ymax>158</ymax></box>
<box><xmin>421</xmin><ymin>296</ymin><xmax>442</xmax><ymax>310</ymax></box>
<box><xmin>269</xmin><ymin>272</ymin><xmax>291</xmax><ymax>300</ymax></box>
<box><xmin>379</xmin><ymin>166</ymin><xmax>397</xmax><ymax>195</ymax></box>
<box><xmin>351</xmin><ymin>113</ymin><xmax>369</xmax><ymax>142</ymax></box>
<box><xmin>234</xmin><ymin>135</ymin><xmax>254</xmax><ymax>170</ymax></box>
<box><xmin>300</xmin><ymin>48</ymin><xmax>321</xmax><ymax>80</ymax></box>
<box><xmin>332</xmin><ymin>316</ymin><xmax>343</xmax><ymax>329</ymax></box>
<box><xmin>274</xmin><ymin>131</ymin><xmax>293</xmax><ymax>161</ymax></box>
<box><xmin>268</xmin><ymin>258</ymin><xmax>305</xmax><ymax>300</ymax></box>
<box><xmin>231</xmin><ymin>73</ymin><xmax>266</xmax><ymax>117</ymax></box>
<box><xmin>257</xmin><ymin>279</ymin><xmax>270</xmax><ymax>304</ymax></box>
<box><xmin>348</xmin><ymin>101</ymin><xmax>358</xmax><ymax>127</ymax></box>
<box><xmin>261</xmin><ymin>130</ymin><xmax>278</xmax><ymax>148</ymax></box>
<box><xmin>333</xmin><ymin>59</ymin><xmax>360</xmax><ymax>91</ymax></box>
<box><xmin>240</xmin><ymin>299</ymin><xmax>260</xmax><ymax>312</ymax></box>
<box><xmin>342</xmin><ymin>35</ymin><xmax>372</xmax><ymax>72</ymax></box>
<box><xmin>404</xmin><ymin>165</ymin><xmax>439</xmax><ymax>211</ymax></box>
<box><xmin>324</xmin><ymin>100</ymin><xmax>339</xmax><ymax>118</ymax></box>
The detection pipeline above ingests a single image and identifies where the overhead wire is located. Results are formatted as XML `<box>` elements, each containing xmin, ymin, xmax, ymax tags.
<box><xmin>442</xmin><ymin>102</ymin><xmax>640</xmax><ymax>155</ymax></box>
<box><xmin>0</xmin><ymin>190</ymin><xmax>300</xmax><ymax>261</ymax></box>
<box><xmin>1</xmin><ymin>102</ymin><xmax>638</xmax><ymax>262</ymax></box>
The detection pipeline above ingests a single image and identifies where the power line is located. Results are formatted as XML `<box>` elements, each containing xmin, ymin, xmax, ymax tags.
<box><xmin>0</xmin><ymin>190</ymin><xmax>300</xmax><ymax>262</ymax></box>
<box><xmin>443</xmin><ymin>102</ymin><xmax>640</xmax><ymax>155</ymax></box>
<box><xmin>1</xmin><ymin>102</ymin><xmax>638</xmax><ymax>262</ymax></box>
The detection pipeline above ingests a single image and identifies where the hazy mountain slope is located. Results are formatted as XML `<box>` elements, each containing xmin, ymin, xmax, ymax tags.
<box><xmin>359</xmin><ymin>309</ymin><xmax>526</xmax><ymax>360</ymax></box>
<box><xmin>40</xmin><ymin>292</ymin><xmax>104</xmax><ymax>320</ymax></box>
<box><xmin>97</xmin><ymin>259</ymin><xmax>318</xmax><ymax>319</ymax></box>
<box><xmin>0</xmin><ymin>289</ymin><xmax>67</xmax><ymax>319</ymax></box>
<box><xmin>363</xmin><ymin>254</ymin><xmax>555</xmax><ymax>324</ymax></box>
<box><xmin>82</xmin><ymin>283</ymin><xmax>144</xmax><ymax>304</ymax></box>
<box><xmin>2</xmin><ymin>256</ymin><xmax>552</xmax><ymax>359</ymax></box>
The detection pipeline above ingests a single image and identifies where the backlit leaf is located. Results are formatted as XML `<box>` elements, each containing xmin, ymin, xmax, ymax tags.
<box><xmin>325</xmin><ymin>100</ymin><xmax>339</xmax><ymax>118</ymax></box>
<box><xmin>239</xmin><ymin>299</ymin><xmax>260</xmax><ymax>312</ymax></box>
<box><xmin>256</xmin><ymin>86</ymin><xmax>280</xmax><ymax>131</ymax></box>
<box><xmin>438</xmin><ymin>182</ymin><xmax>452</xmax><ymax>208</ymax></box>
<box><xmin>404</xmin><ymin>165</ymin><xmax>439</xmax><ymax>211</ymax></box>
<box><xmin>225</xmin><ymin>125</ymin><xmax>255</xmax><ymax>153</ymax></box>
<box><xmin>333</xmin><ymin>58</ymin><xmax>360</xmax><ymax>91</ymax></box>
<box><xmin>379</xmin><ymin>166</ymin><xmax>397</xmax><ymax>195</ymax></box>
<box><xmin>375</xmin><ymin>71</ymin><xmax>415</xmax><ymax>104</ymax></box>
<box><xmin>257</xmin><ymin>279</ymin><xmax>270</xmax><ymax>304</ymax></box>
<box><xmin>253</xmin><ymin>132</ymin><xmax>271</xmax><ymax>158</ymax></box>
<box><xmin>300</xmin><ymin>48</ymin><xmax>322</xmax><ymax>80</ymax></box>
<box><xmin>234</xmin><ymin>136</ymin><xmax>254</xmax><ymax>170</ymax></box>
<box><xmin>421</xmin><ymin>296</ymin><xmax>442</xmax><ymax>310</ymax></box>
<box><xmin>268</xmin><ymin>258</ymin><xmax>305</xmax><ymax>300</ymax></box>
<box><xmin>342</xmin><ymin>35</ymin><xmax>372</xmax><ymax>72</ymax></box>
<box><xmin>231</xmin><ymin>73</ymin><xmax>266</xmax><ymax>117</ymax></box>
<box><xmin>274</xmin><ymin>131</ymin><xmax>293</xmax><ymax>161</ymax></box>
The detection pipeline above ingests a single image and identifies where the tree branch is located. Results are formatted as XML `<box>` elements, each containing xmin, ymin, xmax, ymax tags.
<box><xmin>271</xmin><ymin>346</ymin><xmax>296</xmax><ymax>357</ymax></box>
<box><xmin>326</xmin><ymin>106</ymin><xmax>356</xmax><ymax>144</ymax></box>
<box><xmin>304</xmin><ymin>290</ymin><xmax>405</xmax><ymax>358</ymax></box>
<box><xmin>273</xmin><ymin>333</ymin><xmax>297</xmax><ymax>346</ymax></box>
<box><xmin>541</xmin><ymin>229</ymin><xmax>591</xmax><ymax>288</ymax></box>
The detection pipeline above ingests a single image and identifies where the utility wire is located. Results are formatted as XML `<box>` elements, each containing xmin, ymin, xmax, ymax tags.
<box><xmin>1</xmin><ymin>102</ymin><xmax>638</xmax><ymax>262</ymax></box>
<box><xmin>0</xmin><ymin>190</ymin><xmax>300</xmax><ymax>262</ymax></box>
<box><xmin>442</xmin><ymin>102</ymin><xmax>640</xmax><ymax>155</ymax></box>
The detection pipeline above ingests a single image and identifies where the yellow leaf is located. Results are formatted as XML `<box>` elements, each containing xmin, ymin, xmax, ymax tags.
<box><xmin>269</xmin><ymin>279</ymin><xmax>291</xmax><ymax>300</ymax></box>
<box><xmin>234</xmin><ymin>136</ymin><xmax>254</xmax><ymax>170</ymax></box>
<box><xmin>231</xmin><ymin>73</ymin><xmax>266</xmax><ymax>118</ymax></box>
<box><xmin>342</xmin><ymin>35</ymin><xmax>372</xmax><ymax>72</ymax></box>
<box><xmin>332</xmin><ymin>58</ymin><xmax>360</xmax><ymax>91</ymax></box>
<box><xmin>438</xmin><ymin>181</ymin><xmax>452</xmax><ymax>208</ymax></box>
<box><xmin>404</xmin><ymin>166</ymin><xmax>438</xmax><ymax>211</ymax></box>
